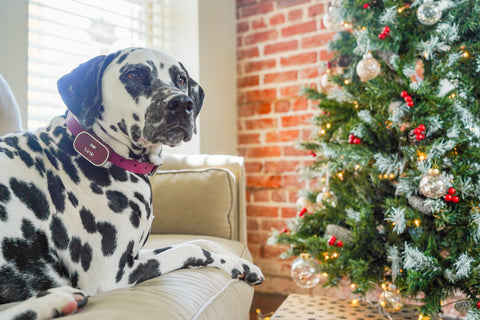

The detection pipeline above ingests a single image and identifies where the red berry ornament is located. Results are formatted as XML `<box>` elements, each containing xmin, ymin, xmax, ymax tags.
<box><xmin>452</xmin><ymin>196</ymin><xmax>460</xmax><ymax>203</ymax></box>
<box><xmin>363</xmin><ymin>3</ymin><xmax>370</xmax><ymax>9</ymax></box>
<box><xmin>401</xmin><ymin>91</ymin><xmax>414</xmax><ymax>107</ymax></box>
<box><xmin>298</xmin><ymin>207</ymin><xmax>308</xmax><ymax>218</ymax></box>
<box><xmin>281</xmin><ymin>228</ymin><xmax>288</xmax><ymax>233</ymax></box>
<box><xmin>448</xmin><ymin>187</ymin><xmax>456</xmax><ymax>195</ymax></box>
<box><xmin>328</xmin><ymin>236</ymin><xmax>337</xmax><ymax>246</ymax></box>
<box><xmin>336</xmin><ymin>240</ymin><xmax>344</xmax><ymax>247</ymax></box>
<box><xmin>477</xmin><ymin>301</ymin><xmax>480</xmax><ymax>309</ymax></box>
<box><xmin>349</xmin><ymin>134</ymin><xmax>361</xmax><ymax>144</ymax></box>
<box><xmin>309</xmin><ymin>150</ymin><xmax>317</xmax><ymax>157</ymax></box>
<box><xmin>445</xmin><ymin>194</ymin><xmax>453</xmax><ymax>202</ymax></box>
<box><xmin>379</xmin><ymin>26</ymin><xmax>391</xmax><ymax>39</ymax></box>
<box><xmin>414</xmin><ymin>125</ymin><xmax>426</xmax><ymax>141</ymax></box>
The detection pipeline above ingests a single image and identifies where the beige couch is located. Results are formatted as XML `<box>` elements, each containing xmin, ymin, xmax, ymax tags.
<box><xmin>0</xmin><ymin>153</ymin><xmax>255</xmax><ymax>320</ymax></box>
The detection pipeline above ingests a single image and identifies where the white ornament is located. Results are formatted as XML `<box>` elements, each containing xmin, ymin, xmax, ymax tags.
<box><xmin>316</xmin><ymin>187</ymin><xmax>337</xmax><ymax>207</ymax></box>
<box><xmin>417</xmin><ymin>0</ymin><xmax>442</xmax><ymax>25</ymax></box>
<box><xmin>291</xmin><ymin>253</ymin><xmax>321</xmax><ymax>289</ymax></box>
<box><xmin>356</xmin><ymin>53</ymin><xmax>381</xmax><ymax>82</ymax></box>
<box><xmin>419</xmin><ymin>169</ymin><xmax>448</xmax><ymax>199</ymax></box>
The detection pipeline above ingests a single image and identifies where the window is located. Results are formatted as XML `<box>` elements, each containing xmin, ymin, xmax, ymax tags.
<box><xmin>27</xmin><ymin>0</ymin><xmax>168</xmax><ymax>130</ymax></box>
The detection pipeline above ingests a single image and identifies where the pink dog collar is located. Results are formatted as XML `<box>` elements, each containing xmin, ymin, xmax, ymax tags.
<box><xmin>66</xmin><ymin>112</ymin><xmax>157</xmax><ymax>175</ymax></box>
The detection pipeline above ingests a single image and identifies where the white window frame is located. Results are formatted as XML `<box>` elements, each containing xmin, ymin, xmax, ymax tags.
<box><xmin>0</xmin><ymin>0</ymin><xmax>237</xmax><ymax>155</ymax></box>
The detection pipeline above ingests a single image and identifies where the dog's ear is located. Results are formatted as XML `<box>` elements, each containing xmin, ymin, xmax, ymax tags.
<box><xmin>188</xmin><ymin>77</ymin><xmax>204</xmax><ymax>134</ymax></box>
<box><xmin>57</xmin><ymin>53</ymin><xmax>117</xmax><ymax>128</ymax></box>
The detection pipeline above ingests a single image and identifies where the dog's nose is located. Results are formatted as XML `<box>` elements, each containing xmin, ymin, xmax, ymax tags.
<box><xmin>167</xmin><ymin>95</ymin><xmax>194</xmax><ymax>116</ymax></box>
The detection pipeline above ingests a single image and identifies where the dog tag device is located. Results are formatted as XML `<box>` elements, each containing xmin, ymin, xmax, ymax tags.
<box><xmin>73</xmin><ymin>131</ymin><xmax>110</xmax><ymax>166</ymax></box>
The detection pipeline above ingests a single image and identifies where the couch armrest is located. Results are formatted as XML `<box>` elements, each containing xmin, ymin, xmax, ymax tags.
<box><xmin>151</xmin><ymin>154</ymin><xmax>248</xmax><ymax>246</ymax></box>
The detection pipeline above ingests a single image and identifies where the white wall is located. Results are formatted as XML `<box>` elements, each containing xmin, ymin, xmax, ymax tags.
<box><xmin>0</xmin><ymin>0</ymin><xmax>237</xmax><ymax>155</ymax></box>
<box><xmin>0</xmin><ymin>0</ymin><xmax>28</xmax><ymax>129</ymax></box>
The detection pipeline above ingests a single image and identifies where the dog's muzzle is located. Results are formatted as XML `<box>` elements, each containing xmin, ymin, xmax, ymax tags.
<box><xmin>144</xmin><ymin>93</ymin><xmax>196</xmax><ymax>147</ymax></box>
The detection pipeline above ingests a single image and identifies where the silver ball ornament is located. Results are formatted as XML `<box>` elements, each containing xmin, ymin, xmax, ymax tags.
<box><xmin>417</xmin><ymin>0</ymin><xmax>442</xmax><ymax>25</ymax></box>
<box><xmin>419</xmin><ymin>169</ymin><xmax>448</xmax><ymax>199</ymax></box>
<box><xmin>356</xmin><ymin>53</ymin><xmax>380</xmax><ymax>82</ymax></box>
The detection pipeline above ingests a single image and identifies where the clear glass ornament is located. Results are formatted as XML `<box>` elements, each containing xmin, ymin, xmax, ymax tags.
<box><xmin>417</xmin><ymin>0</ymin><xmax>442</xmax><ymax>25</ymax></box>
<box><xmin>379</xmin><ymin>283</ymin><xmax>404</xmax><ymax>313</ymax></box>
<box><xmin>316</xmin><ymin>187</ymin><xmax>337</xmax><ymax>207</ymax></box>
<box><xmin>356</xmin><ymin>53</ymin><xmax>380</xmax><ymax>82</ymax></box>
<box><xmin>322</xmin><ymin>6</ymin><xmax>342</xmax><ymax>29</ymax></box>
<box><xmin>291</xmin><ymin>253</ymin><xmax>321</xmax><ymax>289</ymax></box>
<box><xmin>419</xmin><ymin>169</ymin><xmax>448</xmax><ymax>199</ymax></box>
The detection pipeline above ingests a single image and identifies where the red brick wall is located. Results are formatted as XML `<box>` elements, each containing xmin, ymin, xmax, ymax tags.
<box><xmin>236</xmin><ymin>0</ymin><xmax>338</xmax><ymax>294</ymax></box>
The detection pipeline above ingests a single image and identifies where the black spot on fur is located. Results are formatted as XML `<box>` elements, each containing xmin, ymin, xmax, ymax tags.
<box><xmin>153</xmin><ymin>247</ymin><xmax>172</xmax><ymax>254</ymax></box>
<box><xmin>128</xmin><ymin>259</ymin><xmax>160</xmax><ymax>285</ymax></box>
<box><xmin>10</xmin><ymin>178</ymin><xmax>50</xmax><ymax>220</ymax></box>
<box><xmin>132</xmin><ymin>113</ymin><xmax>140</xmax><ymax>121</ymax></box>
<box><xmin>106</xmin><ymin>190</ymin><xmax>129</xmax><ymax>213</ymax></box>
<box><xmin>97</xmin><ymin>222</ymin><xmax>117</xmax><ymax>256</ymax></box>
<box><xmin>80</xmin><ymin>207</ymin><xmax>97</xmax><ymax>233</ymax></box>
<box><xmin>0</xmin><ymin>183</ymin><xmax>11</xmax><ymax>203</ymax></box>
<box><xmin>47</xmin><ymin>171</ymin><xmax>66</xmax><ymax>213</ymax></box>
<box><xmin>116</xmin><ymin>241</ymin><xmax>135</xmax><ymax>283</ymax></box>
<box><xmin>118</xmin><ymin>120</ymin><xmax>128</xmax><ymax>136</ymax></box>
<box><xmin>131</xmin><ymin>124</ymin><xmax>141</xmax><ymax>142</ymax></box>
<box><xmin>130</xmin><ymin>174</ymin><xmax>139</xmax><ymax>183</ymax></box>
<box><xmin>39</xmin><ymin>132</ymin><xmax>53</xmax><ymax>145</ymax></box>
<box><xmin>4</xmin><ymin>136</ymin><xmax>19</xmax><ymax>148</ymax></box>
<box><xmin>0</xmin><ymin>205</ymin><xmax>6</xmax><ymax>221</ymax></box>
<box><xmin>50</xmin><ymin>216</ymin><xmax>69</xmax><ymax>250</ymax></box>
<box><xmin>68</xmin><ymin>192</ymin><xmax>78</xmax><ymax>207</ymax></box>
<box><xmin>26</xmin><ymin>132</ymin><xmax>43</xmax><ymax>152</ymax></box>
<box><xmin>44</xmin><ymin>148</ymin><xmax>59</xmax><ymax>170</ymax></box>
<box><xmin>0</xmin><ymin>265</ymin><xmax>29</xmax><ymax>303</ymax></box>
<box><xmin>110</xmin><ymin>165</ymin><xmax>128</xmax><ymax>182</ymax></box>
<box><xmin>34</xmin><ymin>157</ymin><xmax>46</xmax><ymax>177</ymax></box>
<box><xmin>76</xmin><ymin>157</ymin><xmax>111</xmax><ymax>187</ymax></box>
<box><xmin>129</xmin><ymin>200</ymin><xmax>141</xmax><ymax>228</ymax></box>
<box><xmin>12</xmin><ymin>310</ymin><xmax>37</xmax><ymax>320</ymax></box>
<box><xmin>18</xmin><ymin>149</ymin><xmax>34</xmax><ymax>168</ymax></box>
<box><xmin>119</xmin><ymin>63</ymin><xmax>154</xmax><ymax>102</ymax></box>
<box><xmin>69</xmin><ymin>237</ymin><xmax>92</xmax><ymax>272</ymax></box>
<box><xmin>36</xmin><ymin>290</ymin><xmax>50</xmax><ymax>298</ymax></box>
<box><xmin>90</xmin><ymin>182</ymin><xmax>104</xmax><ymax>194</ymax></box>
<box><xmin>0</xmin><ymin>219</ymin><xmax>56</xmax><ymax>302</ymax></box>
<box><xmin>134</xmin><ymin>192</ymin><xmax>151</xmax><ymax>219</ymax></box>
<box><xmin>110</xmin><ymin>125</ymin><xmax>118</xmax><ymax>132</ymax></box>
<box><xmin>183</xmin><ymin>249</ymin><xmax>214</xmax><ymax>268</ymax></box>
<box><xmin>71</xmin><ymin>271</ymin><xmax>79</xmax><ymax>288</ymax></box>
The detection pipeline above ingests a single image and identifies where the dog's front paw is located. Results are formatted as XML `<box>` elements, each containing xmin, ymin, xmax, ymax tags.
<box><xmin>232</xmin><ymin>262</ymin><xmax>264</xmax><ymax>286</ymax></box>
<box><xmin>35</xmin><ymin>286</ymin><xmax>88</xmax><ymax>319</ymax></box>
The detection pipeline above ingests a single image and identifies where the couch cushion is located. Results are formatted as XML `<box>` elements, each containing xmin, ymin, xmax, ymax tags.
<box><xmin>150</xmin><ymin>168</ymin><xmax>237</xmax><ymax>240</ymax></box>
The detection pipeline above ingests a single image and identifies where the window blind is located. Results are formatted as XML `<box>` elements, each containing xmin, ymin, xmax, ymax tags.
<box><xmin>27</xmin><ymin>0</ymin><xmax>168</xmax><ymax>130</ymax></box>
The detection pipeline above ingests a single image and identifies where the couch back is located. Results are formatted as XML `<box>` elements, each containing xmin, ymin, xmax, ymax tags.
<box><xmin>150</xmin><ymin>154</ymin><xmax>248</xmax><ymax>246</ymax></box>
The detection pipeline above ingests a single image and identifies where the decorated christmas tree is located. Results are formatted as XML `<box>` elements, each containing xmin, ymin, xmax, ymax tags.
<box><xmin>269</xmin><ymin>0</ymin><xmax>480</xmax><ymax>318</ymax></box>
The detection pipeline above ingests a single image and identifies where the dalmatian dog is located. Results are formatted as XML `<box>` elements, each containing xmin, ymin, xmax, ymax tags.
<box><xmin>0</xmin><ymin>48</ymin><xmax>264</xmax><ymax>320</ymax></box>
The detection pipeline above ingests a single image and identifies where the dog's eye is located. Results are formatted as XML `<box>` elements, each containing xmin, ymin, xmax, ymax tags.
<box><xmin>127</xmin><ymin>71</ymin><xmax>141</xmax><ymax>81</ymax></box>
<box><xmin>178</xmin><ymin>76</ymin><xmax>187</xmax><ymax>86</ymax></box>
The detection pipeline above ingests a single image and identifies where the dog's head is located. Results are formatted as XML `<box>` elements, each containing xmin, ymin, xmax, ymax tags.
<box><xmin>57</xmin><ymin>48</ymin><xmax>204</xmax><ymax>163</ymax></box>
